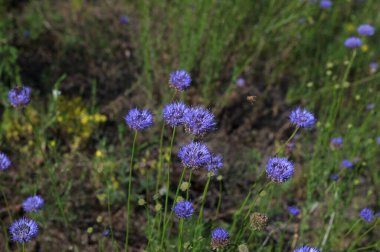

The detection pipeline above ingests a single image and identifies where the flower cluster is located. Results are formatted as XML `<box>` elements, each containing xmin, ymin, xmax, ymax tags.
<box><xmin>357</xmin><ymin>24</ymin><xmax>375</xmax><ymax>36</ymax></box>
<box><xmin>0</xmin><ymin>152</ymin><xmax>11</xmax><ymax>171</ymax></box>
<box><xmin>211</xmin><ymin>228</ymin><xmax>230</xmax><ymax>249</ymax></box>
<box><xmin>344</xmin><ymin>37</ymin><xmax>362</xmax><ymax>49</ymax></box>
<box><xmin>162</xmin><ymin>102</ymin><xmax>189</xmax><ymax>127</ymax></box>
<box><xmin>294</xmin><ymin>245</ymin><xmax>320</xmax><ymax>252</ymax></box>
<box><xmin>9</xmin><ymin>217</ymin><xmax>39</xmax><ymax>243</ymax></box>
<box><xmin>178</xmin><ymin>142</ymin><xmax>211</xmax><ymax>169</ymax></box>
<box><xmin>124</xmin><ymin>108</ymin><xmax>154</xmax><ymax>131</ymax></box>
<box><xmin>249</xmin><ymin>212</ymin><xmax>268</xmax><ymax>231</ymax></box>
<box><xmin>8</xmin><ymin>86</ymin><xmax>31</xmax><ymax>108</ymax></box>
<box><xmin>184</xmin><ymin>107</ymin><xmax>216</xmax><ymax>136</ymax></box>
<box><xmin>266</xmin><ymin>157</ymin><xmax>294</xmax><ymax>183</ymax></box>
<box><xmin>320</xmin><ymin>0</ymin><xmax>332</xmax><ymax>9</ymax></box>
<box><xmin>22</xmin><ymin>195</ymin><xmax>45</xmax><ymax>213</ymax></box>
<box><xmin>289</xmin><ymin>107</ymin><xmax>316</xmax><ymax>128</ymax></box>
<box><xmin>288</xmin><ymin>206</ymin><xmax>300</xmax><ymax>216</ymax></box>
<box><xmin>359</xmin><ymin>208</ymin><xmax>374</xmax><ymax>223</ymax></box>
<box><xmin>173</xmin><ymin>200</ymin><xmax>194</xmax><ymax>219</ymax></box>
<box><xmin>169</xmin><ymin>70</ymin><xmax>192</xmax><ymax>91</ymax></box>
<box><xmin>330</xmin><ymin>137</ymin><xmax>343</xmax><ymax>148</ymax></box>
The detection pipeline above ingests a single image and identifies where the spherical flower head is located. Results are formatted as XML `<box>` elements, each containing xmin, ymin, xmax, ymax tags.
<box><xmin>184</xmin><ymin>107</ymin><xmax>216</xmax><ymax>136</ymax></box>
<box><xmin>288</xmin><ymin>206</ymin><xmax>300</xmax><ymax>216</ymax></box>
<box><xmin>8</xmin><ymin>86</ymin><xmax>31</xmax><ymax>108</ymax></box>
<box><xmin>211</xmin><ymin>228</ymin><xmax>230</xmax><ymax>249</ymax></box>
<box><xmin>289</xmin><ymin>107</ymin><xmax>316</xmax><ymax>128</ymax></box>
<box><xmin>357</xmin><ymin>24</ymin><xmax>375</xmax><ymax>36</ymax></box>
<box><xmin>266</xmin><ymin>157</ymin><xmax>294</xmax><ymax>183</ymax></box>
<box><xmin>341</xmin><ymin>159</ymin><xmax>353</xmax><ymax>169</ymax></box>
<box><xmin>249</xmin><ymin>212</ymin><xmax>268</xmax><ymax>231</ymax></box>
<box><xmin>102</xmin><ymin>228</ymin><xmax>111</xmax><ymax>237</ymax></box>
<box><xmin>119</xmin><ymin>15</ymin><xmax>129</xmax><ymax>25</ymax></box>
<box><xmin>330</xmin><ymin>137</ymin><xmax>343</xmax><ymax>148</ymax></box>
<box><xmin>169</xmin><ymin>70</ymin><xmax>191</xmax><ymax>91</ymax></box>
<box><xmin>178</xmin><ymin>142</ymin><xmax>211</xmax><ymax>169</ymax></box>
<box><xmin>377</xmin><ymin>136</ymin><xmax>380</xmax><ymax>145</ymax></box>
<box><xmin>162</xmin><ymin>102</ymin><xmax>189</xmax><ymax>127</ymax></box>
<box><xmin>124</xmin><ymin>108</ymin><xmax>154</xmax><ymax>131</ymax></box>
<box><xmin>206</xmin><ymin>154</ymin><xmax>223</xmax><ymax>175</ymax></box>
<box><xmin>173</xmin><ymin>200</ymin><xmax>194</xmax><ymax>219</ymax></box>
<box><xmin>330</xmin><ymin>173</ymin><xmax>339</xmax><ymax>181</ymax></box>
<box><xmin>359</xmin><ymin>208</ymin><xmax>374</xmax><ymax>223</ymax></box>
<box><xmin>22</xmin><ymin>195</ymin><xmax>45</xmax><ymax>213</ymax></box>
<box><xmin>320</xmin><ymin>0</ymin><xmax>332</xmax><ymax>9</ymax></box>
<box><xmin>369</xmin><ymin>62</ymin><xmax>378</xmax><ymax>73</ymax></box>
<box><xmin>236</xmin><ymin>78</ymin><xmax>245</xmax><ymax>87</ymax></box>
<box><xmin>9</xmin><ymin>217</ymin><xmax>39</xmax><ymax>243</ymax></box>
<box><xmin>0</xmin><ymin>152</ymin><xmax>11</xmax><ymax>171</ymax></box>
<box><xmin>344</xmin><ymin>37</ymin><xmax>362</xmax><ymax>49</ymax></box>
<box><xmin>294</xmin><ymin>245</ymin><xmax>320</xmax><ymax>252</ymax></box>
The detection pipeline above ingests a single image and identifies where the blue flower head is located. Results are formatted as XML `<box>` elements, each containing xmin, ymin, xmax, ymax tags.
<box><xmin>9</xmin><ymin>217</ymin><xmax>39</xmax><ymax>243</ymax></box>
<box><xmin>341</xmin><ymin>159</ymin><xmax>353</xmax><ymax>169</ymax></box>
<box><xmin>184</xmin><ymin>107</ymin><xmax>216</xmax><ymax>136</ymax></box>
<box><xmin>377</xmin><ymin>136</ymin><xmax>380</xmax><ymax>145</ymax></box>
<box><xmin>169</xmin><ymin>70</ymin><xmax>191</xmax><ymax>91</ymax></box>
<box><xmin>369</xmin><ymin>62</ymin><xmax>378</xmax><ymax>73</ymax></box>
<box><xmin>173</xmin><ymin>200</ymin><xmax>194</xmax><ymax>219</ymax></box>
<box><xmin>330</xmin><ymin>173</ymin><xmax>339</xmax><ymax>181</ymax></box>
<box><xmin>288</xmin><ymin>206</ymin><xmax>300</xmax><ymax>216</ymax></box>
<box><xmin>124</xmin><ymin>108</ymin><xmax>154</xmax><ymax>131</ymax></box>
<box><xmin>211</xmin><ymin>228</ymin><xmax>230</xmax><ymax>249</ymax></box>
<box><xmin>344</xmin><ymin>37</ymin><xmax>362</xmax><ymax>48</ymax></box>
<box><xmin>289</xmin><ymin>107</ymin><xmax>316</xmax><ymax>128</ymax></box>
<box><xmin>8</xmin><ymin>86</ymin><xmax>31</xmax><ymax>108</ymax></box>
<box><xmin>266</xmin><ymin>157</ymin><xmax>294</xmax><ymax>183</ymax></box>
<box><xmin>162</xmin><ymin>102</ymin><xmax>189</xmax><ymax>127</ymax></box>
<box><xmin>320</xmin><ymin>0</ymin><xmax>332</xmax><ymax>9</ymax></box>
<box><xmin>236</xmin><ymin>78</ymin><xmax>245</xmax><ymax>87</ymax></box>
<box><xmin>119</xmin><ymin>15</ymin><xmax>129</xmax><ymax>25</ymax></box>
<box><xmin>0</xmin><ymin>152</ymin><xmax>11</xmax><ymax>171</ymax></box>
<box><xmin>22</xmin><ymin>195</ymin><xmax>45</xmax><ymax>213</ymax></box>
<box><xmin>178</xmin><ymin>142</ymin><xmax>211</xmax><ymax>169</ymax></box>
<box><xmin>294</xmin><ymin>245</ymin><xmax>320</xmax><ymax>252</ymax></box>
<box><xmin>102</xmin><ymin>228</ymin><xmax>111</xmax><ymax>237</ymax></box>
<box><xmin>357</xmin><ymin>24</ymin><xmax>375</xmax><ymax>36</ymax></box>
<box><xmin>206</xmin><ymin>154</ymin><xmax>223</xmax><ymax>175</ymax></box>
<box><xmin>330</xmin><ymin>137</ymin><xmax>343</xmax><ymax>147</ymax></box>
<box><xmin>359</xmin><ymin>208</ymin><xmax>373</xmax><ymax>223</ymax></box>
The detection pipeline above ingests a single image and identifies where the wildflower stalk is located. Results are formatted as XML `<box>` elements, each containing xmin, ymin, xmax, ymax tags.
<box><xmin>155</xmin><ymin>123</ymin><xmax>166</xmax><ymax>194</ymax></box>
<box><xmin>125</xmin><ymin>130</ymin><xmax>138</xmax><ymax>252</ymax></box>
<box><xmin>348</xmin><ymin>219</ymin><xmax>379</xmax><ymax>250</ymax></box>
<box><xmin>107</xmin><ymin>188</ymin><xmax>119</xmax><ymax>252</ymax></box>
<box><xmin>160</xmin><ymin>127</ymin><xmax>177</xmax><ymax>249</ymax></box>
<box><xmin>276</xmin><ymin>126</ymin><xmax>299</xmax><ymax>156</ymax></box>
<box><xmin>177</xmin><ymin>218</ymin><xmax>184</xmax><ymax>252</ymax></box>
<box><xmin>186</xmin><ymin>170</ymin><xmax>193</xmax><ymax>200</ymax></box>
<box><xmin>0</xmin><ymin>184</ymin><xmax>12</xmax><ymax>222</ymax></box>
<box><xmin>216</xmin><ymin>179</ymin><xmax>223</xmax><ymax>217</ymax></box>
<box><xmin>343</xmin><ymin>219</ymin><xmax>360</xmax><ymax>237</ymax></box>
<box><xmin>160</xmin><ymin>164</ymin><xmax>186</xmax><ymax>250</ymax></box>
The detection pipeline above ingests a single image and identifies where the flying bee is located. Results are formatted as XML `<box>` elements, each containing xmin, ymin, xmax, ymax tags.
<box><xmin>247</xmin><ymin>95</ymin><xmax>257</xmax><ymax>104</ymax></box>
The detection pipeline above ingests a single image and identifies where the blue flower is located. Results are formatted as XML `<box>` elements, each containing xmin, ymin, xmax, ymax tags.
<box><xmin>288</xmin><ymin>206</ymin><xmax>300</xmax><ymax>216</ymax></box>
<box><xmin>173</xmin><ymin>200</ymin><xmax>194</xmax><ymax>219</ymax></box>
<box><xmin>341</xmin><ymin>159</ymin><xmax>353</xmax><ymax>169</ymax></box>
<box><xmin>169</xmin><ymin>70</ymin><xmax>191</xmax><ymax>91</ymax></box>
<box><xmin>289</xmin><ymin>107</ymin><xmax>316</xmax><ymax>128</ymax></box>
<box><xmin>294</xmin><ymin>245</ymin><xmax>320</xmax><ymax>252</ymax></box>
<box><xmin>22</xmin><ymin>195</ymin><xmax>45</xmax><ymax>213</ymax></box>
<box><xmin>124</xmin><ymin>108</ymin><xmax>154</xmax><ymax>131</ymax></box>
<box><xmin>320</xmin><ymin>0</ymin><xmax>332</xmax><ymax>9</ymax></box>
<box><xmin>369</xmin><ymin>62</ymin><xmax>378</xmax><ymax>73</ymax></box>
<box><xmin>236</xmin><ymin>78</ymin><xmax>245</xmax><ymax>87</ymax></box>
<box><xmin>119</xmin><ymin>15</ymin><xmax>129</xmax><ymax>25</ymax></box>
<box><xmin>9</xmin><ymin>217</ymin><xmax>39</xmax><ymax>243</ymax></box>
<box><xmin>8</xmin><ymin>86</ymin><xmax>31</xmax><ymax>108</ymax></box>
<box><xmin>344</xmin><ymin>37</ymin><xmax>362</xmax><ymax>48</ymax></box>
<box><xmin>359</xmin><ymin>208</ymin><xmax>374</xmax><ymax>223</ymax></box>
<box><xmin>162</xmin><ymin>102</ymin><xmax>189</xmax><ymax>127</ymax></box>
<box><xmin>266</xmin><ymin>157</ymin><xmax>294</xmax><ymax>183</ymax></box>
<box><xmin>330</xmin><ymin>173</ymin><xmax>339</xmax><ymax>181</ymax></box>
<box><xmin>206</xmin><ymin>154</ymin><xmax>223</xmax><ymax>174</ymax></box>
<box><xmin>184</xmin><ymin>107</ymin><xmax>216</xmax><ymax>136</ymax></box>
<box><xmin>0</xmin><ymin>152</ymin><xmax>11</xmax><ymax>171</ymax></box>
<box><xmin>178</xmin><ymin>142</ymin><xmax>211</xmax><ymax>169</ymax></box>
<box><xmin>357</xmin><ymin>24</ymin><xmax>375</xmax><ymax>36</ymax></box>
<box><xmin>102</xmin><ymin>228</ymin><xmax>111</xmax><ymax>237</ymax></box>
<box><xmin>211</xmin><ymin>228</ymin><xmax>230</xmax><ymax>249</ymax></box>
<box><xmin>377</xmin><ymin>136</ymin><xmax>380</xmax><ymax>145</ymax></box>
<box><xmin>330</xmin><ymin>137</ymin><xmax>343</xmax><ymax>147</ymax></box>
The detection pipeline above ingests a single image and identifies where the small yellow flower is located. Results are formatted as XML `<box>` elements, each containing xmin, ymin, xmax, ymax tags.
<box><xmin>180</xmin><ymin>182</ymin><xmax>190</xmax><ymax>191</ymax></box>
<box><xmin>96</xmin><ymin>216</ymin><xmax>103</xmax><ymax>223</ymax></box>
<box><xmin>138</xmin><ymin>198</ymin><xmax>146</xmax><ymax>206</ymax></box>
<box><xmin>155</xmin><ymin>203</ymin><xmax>162</xmax><ymax>212</ymax></box>
<box><xmin>87</xmin><ymin>227</ymin><xmax>94</xmax><ymax>234</ymax></box>
<box><xmin>95</xmin><ymin>150</ymin><xmax>103</xmax><ymax>157</ymax></box>
<box><xmin>361</xmin><ymin>44</ymin><xmax>368</xmax><ymax>52</ymax></box>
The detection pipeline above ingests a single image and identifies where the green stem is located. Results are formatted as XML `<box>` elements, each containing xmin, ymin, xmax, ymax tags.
<box><xmin>276</xmin><ymin>127</ymin><xmax>299</xmax><ymax>156</ymax></box>
<box><xmin>156</xmin><ymin>123</ymin><xmax>166</xmax><ymax>194</ymax></box>
<box><xmin>0</xmin><ymin>184</ymin><xmax>12</xmax><ymax>222</ymax></box>
<box><xmin>107</xmin><ymin>188</ymin><xmax>119</xmax><ymax>252</ymax></box>
<box><xmin>348</xmin><ymin>219</ymin><xmax>378</xmax><ymax>250</ymax></box>
<box><xmin>216</xmin><ymin>179</ymin><xmax>222</xmax><ymax>217</ymax></box>
<box><xmin>125</xmin><ymin>131</ymin><xmax>138</xmax><ymax>252</ymax></box>
<box><xmin>160</xmin><ymin>127</ymin><xmax>177</xmax><ymax>250</ymax></box>
<box><xmin>22</xmin><ymin>243</ymin><xmax>25</xmax><ymax>252</ymax></box>
<box><xmin>177</xmin><ymin>219</ymin><xmax>184</xmax><ymax>252</ymax></box>
<box><xmin>344</xmin><ymin>219</ymin><xmax>360</xmax><ymax>237</ymax></box>
<box><xmin>160</xmin><ymin>166</ymin><xmax>186</xmax><ymax>250</ymax></box>
<box><xmin>186</xmin><ymin>170</ymin><xmax>193</xmax><ymax>200</ymax></box>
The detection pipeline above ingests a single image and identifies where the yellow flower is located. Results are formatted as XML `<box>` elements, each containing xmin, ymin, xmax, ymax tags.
<box><xmin>345</xmin><ymin>23</ymin><xmax>355</xmax><ymax>32</ymax></box>
<box><xmin>95</xmin><ymin>150</ymin><xmax>103</xmax><ymax>157</ymax></box>
<box><xmin>361</xmin><ymin>44</ymin><xmax>368</xmax><ymax>52</ymax></box>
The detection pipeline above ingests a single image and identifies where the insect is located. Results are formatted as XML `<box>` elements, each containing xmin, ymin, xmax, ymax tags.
<box><xmin>246</xmin><ymin>95</ymin><xmax>257</xmax><ymax>104</ymax></box>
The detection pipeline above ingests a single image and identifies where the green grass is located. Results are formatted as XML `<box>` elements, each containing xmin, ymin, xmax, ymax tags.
<box><xmin>0</xmin><ymin>0</ymin><xmax>380</xmax><ymax>251</ymax></box>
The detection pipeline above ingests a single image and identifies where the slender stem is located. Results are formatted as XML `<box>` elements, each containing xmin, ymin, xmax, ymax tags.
<box><xmin>186</xmin><ymin>170</ymin><xmax>193</xmax><ymax>200</ymax></box>
<box><xmin>160</xmin><ymin>127</ymin><xmax>177</xmax><ymax>250</ymax></box>
<box><xmin>22</xmin><ymin>243</ymin><xmax>25</xmax><ymax>252</ymax></box>
<box><xmin>0</xmin><ymin>184</ymin><xmax>13</xmax><ymax>222</ymax></box>
<box><xmin>276</xmin><ymin>127</ymin><xmax>299</xmax><ymax>156</ymax></box>
<box><xmin>177</xmin><ymin>219</ymin><xmax>184</xmax><ymax>252</ymax></box>
<box><xmin>348</xmin><ymin>219</ymin><xmax>378</xmax><ymax>250</ymax></box>
<box><xmin>160</xmin><ymin>166</ymin><xmax>186</xmax><ymax>250</ymax></box>
<box><xmin>107</xmin><ymin>188</ymin><xmax>119</xmax><ymax>252</ymax></box>
<box><xmin>125</xmin><ymin>131</ymin><xmax>138</xmax><ymax>252</ymax></box>
<box><xmin>156</xmin><ymin>123</ymin><xmax>166</xmax><ymax>194</ymax></box>
<box><xmin>216</xmin><ymin>180</ymin><xmax>222</xmax><ymax>217</ymax></box>
<box><xmin>344</xmin><ymin>219</ymin><xmax>360</xmax><ymax>237</ymax></box>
